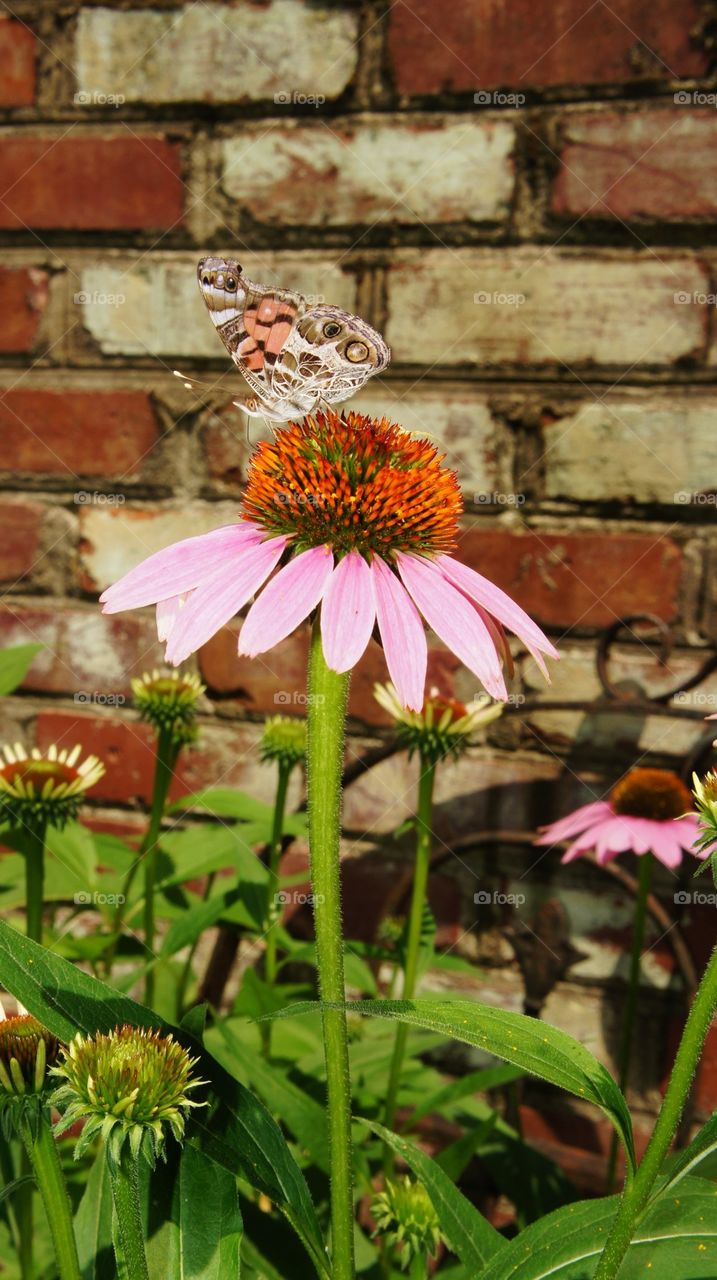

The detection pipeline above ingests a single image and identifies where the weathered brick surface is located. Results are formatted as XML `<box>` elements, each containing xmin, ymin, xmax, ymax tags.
<box><xmin>0</xmin><ymin>389</ymin><xmax>160</xmax><ymax>477</ymax></box>
<box><xmin>388</xmin><ymin>0</ymin><xmax>706</xmax><ymax>95</ymax></box>
<box><xmin>0</xmin><ymin>602</ymin><xmax>164</xmax><ymax>696</ymax></box>
<box><xmin>541</xmin><ymin>397</ymin><xmax>717</xmax><ymax>505</ymax></box>
<box><xmin>0</xmin><ymin>136</ymin><xmax>183</xmax><ymax>231</ymax></box>
<box><xmin>0</xmin><ymin>499</ymin><xmax>46</xmax><ymax>584</ymax></box>
<box><xmin>552</xmin><ymin>110</ymin><xmax>717</xmax><ymax>220</ymax></box>
<box><xmin>456</xmin><ymin>527</ymin><xmax>684</xmax><ymax>628</ymax></box>
<box><xmin>78</xmin><ymin>501</ymin><xmax>239</xmax><ymax>593</ymax></box>
<box><xmin>74</xmin><ymin>4</ymin><xmax>359</xmax><ymax>105</ymax></box>
<box><xmin>76</xmin><ymin>255</ymin><xmax>358</xmax><ymax>359</ymax></box>
<box><xmin>0</xmin><ymin>16</ymin><xmax>36</xmax><ymax>107</ymax></box>
<box><xmin>384</xmin><ymin>252</ymin><xmax>707</xmax><ymax>367</ymax></box>
<box><xmin>0</xmin><ymin>267</ymin><xmax>48</xmax><ymax>353</ymax></box>
<box><xmin>220</xmin><ymin>117</ymin><xmax>516</xmax><ymax>226</ymax></box>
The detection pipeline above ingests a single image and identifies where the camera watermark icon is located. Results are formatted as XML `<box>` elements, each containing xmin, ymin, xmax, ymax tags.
<box><xmin>274</xmin><ymin>890</ymin><xmax>324</xmax><ymax>907</ymax></box>
<box><xmin>274</xmin><ymin>492</ymin><xmax>324</xmax><ymax>507</ymax></box>
<box><xmin>74</xmin><ymin>691</ymin><xmax>126</xmax><ymax>707</ymax></box>
<box><xmin>674</xmin><ymin>890</ymin><xmax>717</xmax><ymax>906</ymax></box>
<box><xmin>674</xmin><ymin>691</ymin><xmax>717</xmax><ymax>707</ymax></box>
<box><xmin>74</xmin><ymin>90</ymin><xmax>125</xmax><ymax>108</ymax></box>
<box><xmin>474</xmin><ymin>90</ymin><xmax>526</xmax><ymax>107</ymax></box>
<box><xmin>74</xmin><ymin>491</ymin><xmax>126</xmax><ymax>506</ymax></box>
<box><xmin>273</xmin><ymin>90</ymin><xmax>325</xmax><ymax>108</ymax></box>
<box><xmin>506</xmin><ymin>693</ymin><xmax>527</xmax><ymax>707</ymax></box>
<box><xmin>74</xmin><ymin>890</ymin><xmax>125</xmax><ymax>906</ymax></box>
<box><xmin>473</xmin><ymin>491</ymin><xmax>526</xmax><ymax>507</ymax></box>
<box><xmin>673</xmin><ymin>491</ymin><xmax>717</xmax><ymax>506</ymax></box>
<box><xmin>674</xmin><ymin>90</ymin><xmax>717</xmax><ymax>107</ymax></box>
<box><xmin>474</xmin><ymin>890</ymin><xmax>526</xmax><ymax>906</ymax></box>
<box><xmin>274</xmin><ymin>691</ymin><xmax>326</xmax><ymax>706</ymax></box>
<box><xmin>673</xmin><ymin>290</ymin><xmax>717</xmax><ymax>306</ymax></box>
<box><xmin>474</xmin><ymin>290</ymin><xmax>526</xmax><ymax>307</ymax></box>
<box><xmin>74</xmin><ymin>291</ymin><xmax>125</xmax><ymax>307</ymax></box>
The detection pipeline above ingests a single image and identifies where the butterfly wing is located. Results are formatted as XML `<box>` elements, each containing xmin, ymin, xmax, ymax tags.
<box><xmin>197</xmin><ymin>259</ymin><xmax>390</xmax><ymax>420</ymax></box>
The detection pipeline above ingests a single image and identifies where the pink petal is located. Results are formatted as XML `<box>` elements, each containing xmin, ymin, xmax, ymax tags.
<box><xmin>320</xmin><ymin>552</ymin><xmax>375</xmax><ymax>674</ymax></box>
<box><xmin>239</xmin><ymin>545</ymin><xmax>334</xmax><ymax>658</ymax></box>
<box><xmin>100</xmin><ymin>522</ymin><xmax>264</xmax><ymax>613</ymax></box>
<box><xmin>156</xmin><ymin>595</ymin><xmax>185</xmax><ymax>642</ymax></box>
<box><xmin>674</xmin><ymin>814</ymin><xmax>706</xmax><ymax>858</ymax></box>
<box><xmin>561</xmin><ymin>827</ymin><xmax>604</xmax><ymax>863</ymax></box>
<box><xmin>396</xmin><ymin>554</ymin><xmax>507</xmax><ymax>701</ymax></box>
<box><xmin>646</xmin><ymin>825</ymin><xmax>686</xmax><ymax>870</ymax></box>
<box><xmin>437</xmin><ymin>554</ymin><xmax>559</xmax><ymax>675</ymax></box>
<box><xmin>594</xmin><ymin>816</ymin><xmax>641</xmax><ymax>863</ymax></box>
<box><xmin>372</xmin><ymin>557</ymin><xmax>427</xmax><ymax>711</ymax></box>
<box><xmin>536</xmin><ymin>800</ymin><xmax>613</xmax><ymax>845</ymax></box>
<box><xmin>165</xmin><ymin>536</ymin><xmax>287</xmax><ymax>666</ymax></box>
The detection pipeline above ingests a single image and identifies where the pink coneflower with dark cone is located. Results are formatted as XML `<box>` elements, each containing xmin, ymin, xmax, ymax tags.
<box><xmin>100</xmin><ymin>410</ymin><xmax>558</xmax><ymax>710</ymax></box>
<box><xmin>536</xmin><ymin>767</ymin><xmax>704</xmax><ymax>870</ymax></box>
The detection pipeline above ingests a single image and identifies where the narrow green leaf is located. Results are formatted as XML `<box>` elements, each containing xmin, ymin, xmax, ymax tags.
<box><xmin>145</xmin><ymin>1143</ymin><xmax>243</xmax><ymax>1279</ymax></box>
<box><xmin>73</xmin><ymin>1153</ymin><xmax>115</xmax><ymax>1280</ymax></box>
<box><xmin>404</xmin><ymin>1064</ymin><xmax>524</xmax><ymax>1130</ymax></box>
<box><xmin>0</xmin><ymin>1175</ymin><xmax>34</xmax><ymax>1205</ymax></box>
<box><xmin>482</xmin><ymin>1177</ymin><xmax>717</xmax><ymax>1278</ymax></box>
<box><xmin>361</xmin><ymin>1119</ymin><xmax>505</xmax><ymax>1269</ymax></box>
<box><xmin>273</xmin><ymin>999</ymin><xmax>634</xmax><ymax>1170</ymax></box>
<box><xmin>653</xmin><ymin>1112</ymin><xmax>717</xmax><ymax>1199</ymax></box>
<box><xmin>0</xmin><ymin>643</ymin><xmax>42</xmax><ymax>695</ymax></box>
<box><xmin>168</xmin><ymin>788</ymin><xmax>273</xmax><ymax>822</ymax></box>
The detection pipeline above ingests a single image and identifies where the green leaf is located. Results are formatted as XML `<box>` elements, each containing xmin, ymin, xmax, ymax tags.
<box><xmin>653</xmin><ymin>1112</ymin><xmax>717</xmax><ymax>1198</ymax></box>
<box><xmin>211</xmin><ymin>1020</ymin><xmax>330</xmax><ymax>1173</ymax></box>
<box><xmin>0</xmin><ymin>1175</ymin><xmax>34</xmax><ymax>1205</ymax></box>
<box><xmin>158</xmin><ymin>823</ymin><xmax>270</xmax><ymax>889</ymax></box>
<box><xmin>481</xmin><ymin>1177</ymin><xmax>717</xmax><ymax>1278</ymax></box>
<box><xmin>0</xmin><ymin>643</ymin><xmax>42</xmax><ymax>695</ymax></box>
<box><xmin>168</xmin><ymin>788</ymin><xmax>274</xmax><ymax>822</ymax></box>
<box><xmin>145</xmin><ymin>1143</ymin><xmax>243</xmax><ymax>1279</ymax></box>
<box><xmin>276</xmin><ymin>999</ymin><xmax>634</xmax><ymax>1171</ymax></box>
<box><xmin>0</xmin><ymin>922</ymin><xmax>328</xmax><ymax>1278</ymax></box>
<box><xmin>73</xmin><ymin>1153</ymin><xmax>115</xmax><ymax>1280</ymax></box>
<box><xmin>361</xmin><ymin>1119</ymin><xmax>505</xmax><ymax>1270</ymax></box>
<box><xmin>160</xmin><ymin>885</ymin><xmax>252</xmax><ymax>957</ymax></box>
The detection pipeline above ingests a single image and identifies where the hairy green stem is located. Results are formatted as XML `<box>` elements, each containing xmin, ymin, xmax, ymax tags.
<box><xmin>261</xmin><ymin>761</ymin><xmax>292</xmax><ymax>1058</ymax></box>
<box><xmin>383</xmin><ymin>759</ymin><xmax>436</xmax><ymax>1150</ymax></box>
<box><xmin>307</xmin><ymin>621</ymin><xmax>354</xmax><ymax>1279</ymax></box>
<box><xmin>595</xmin><ymin>941</ymin><xmax>717</xmax><ymax>1277</ymax></box>
<box><xmin>606</xmin><ymin>852</ymin><xmax>653</xmax><ymax>1193</ymax></box>
<box><xmin>143</xmin><ymin>726</ymin><xmax>177</xmax><ymax>1007</ymax></box>
<box><xmin>108</xmin><ymin>1150</ymin><xmax>150</xmax><ymax>1280</ymax></box>
<box><xmin>176</xmin><ymin>871</ymin><xmax>216</xmax><ymax>1020</ymax></box>
<box><xmin>20</xmin><ymin>1114</ymin><xmax>81</xmax><ymax>1280</ymax></box>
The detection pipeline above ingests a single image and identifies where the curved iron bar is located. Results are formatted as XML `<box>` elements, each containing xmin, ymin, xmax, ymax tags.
<box><xmin>596</xmin><ymin>614</ymin><xmax>717</xmax><ymax>705</ymax></box>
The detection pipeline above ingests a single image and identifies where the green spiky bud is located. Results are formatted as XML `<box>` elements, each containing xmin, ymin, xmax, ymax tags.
<box><xmin>51</xmin><ymin>1026</ymin><xmax>205</xmax><ymax>1171</ymax></box>
<box><xmin>0</xmin><ymin>1013</ymin><xmax>62</xmax><ymax>1139</ymax></box>
<box><xmin>131</xmin><ymin>670</ymin><xmax>204</xmax><ymax>743</ymax></box>
<box><xmin>259</xmin><ymin>715</ymin><xmax>306</xmax><ymax>771</ymax></box>
<box><xmin>372</xmin><ymin>1175</ymin><xmax>444</xmax><ymax>1271</ymax></box>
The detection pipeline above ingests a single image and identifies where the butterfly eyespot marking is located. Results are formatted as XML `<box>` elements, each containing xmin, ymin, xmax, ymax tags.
<box><xmin>323</xmin><ymin>321</ymin><xmax>342</xmax><ymax>338</ymax></box>
<box><xmin>345</xmin><ymin>341</ymin><xmax>369</xmax><ymax>363</ymax></box>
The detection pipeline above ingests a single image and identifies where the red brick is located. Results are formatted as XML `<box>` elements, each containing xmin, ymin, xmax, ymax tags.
<box><xmin>457</xmin><ymin>528</ymin><xmax>683</xmax><ymax>629</ymax></box>
<box><xmin>0</xmin><ymin>17</ymin><xmax>36</xmax><ymax>107</ymax></box>
<box><xmin>0</xmin><ymin>603</ymin><xmax>164</xmax><ymax>696</ymax></box>
<box><xmin>0</xmin><ymin>266</ymin><xmax>48</xmax><ymax>352</ymax></box>
<box><xmin>198</xmin><ymin>621</ymin><xmax>465</xmax><ymax>725</ymax></box>
<box><xmin>552</xmin><ymin>110</ymin><xmax>717</xmax><ymax>220</ymax></box>
<box><xmin>0</xmin><ymin>390</ymin><xmax>160</xmax><ymax>477</ymax></box>
<box><xmin>0</xmin><ymin>500</ymin><xmax>44</xmax><ymax>584</ymax></box>
<box><xmin>0</xmin><ymin>137</ymin><xmax>183</xmax><ymax>231</ymax></box>
<box><xmin>389</xmin><ymin>0</ymin><xmax>706</xmax><ymax>94</ymax></box>
<box><xmin>33</xmin><ymin>711</ymin><xmax>268</xmax><ymax>808</ymax></box>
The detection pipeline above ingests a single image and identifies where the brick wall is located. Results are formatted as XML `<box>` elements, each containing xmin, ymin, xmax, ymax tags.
<box><xmin>1</xmin><ymin>0</ymin><xmax>716</xmax><ymax>1138</ymax></box>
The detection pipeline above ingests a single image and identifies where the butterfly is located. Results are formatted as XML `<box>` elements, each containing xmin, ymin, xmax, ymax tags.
<box><xmin>197</xmin><ymin>256</ymin><xmax>390</xmax><ymax>422</ymax></box>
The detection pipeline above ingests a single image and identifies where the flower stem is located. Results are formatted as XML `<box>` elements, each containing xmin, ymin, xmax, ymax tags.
<box><xmin>108</xmin><ymin>1150</ymin><xmax>150</xmax><ymax>1280</ymax></box>
<box><xmin>307</xmin><ymin>620</ymin><xmax>354</xmax><ymax>1280</ymax></box>
<box><xmin>595</xmin><ymin>940</ymin><xmax>717</xmax><ymax>1278</ymax></box>
<box><xmin>143</xmin><ymin>725</ymin><xmax>177</xmax><ymax>1007</ymax></box>
<box><xmin>19</xmin><ymin>1113</ymin><xmax>81</xmax><ymax>1280</ymax></box>
<box><xmin>606</xmin><ymin>852</ymin><xmax>653</xmax><ymax>1193</ymax></box>
<box><xmin>24</xmin><ymin>821</ymin><xmax>46</xmax><ymax>943</ymax></box>
<box><xmin>261</xmin><ymin>760</ymin><xmax>291</xmax><ymax>1058</ymax></box>
<box><xmin>383</xmin><ymin>760</ymin><xmax>436</xmax><ymax>1152</ymax></box>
